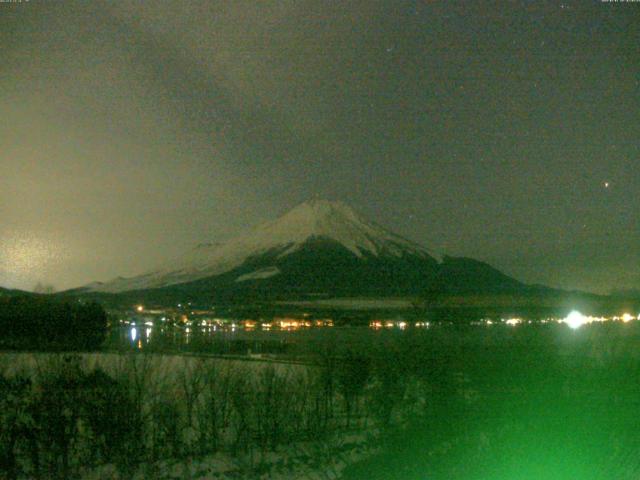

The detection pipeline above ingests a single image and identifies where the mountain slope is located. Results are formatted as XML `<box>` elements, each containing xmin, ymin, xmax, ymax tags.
<box><xmin>87</xmin><ymin>200</ymin><xmax>441</xmax><ymax>294</ymax></box>
<box><xmin>79</xmin><ymin>199</ymin><xmax>529</xmax><ymax>302</ymax></box>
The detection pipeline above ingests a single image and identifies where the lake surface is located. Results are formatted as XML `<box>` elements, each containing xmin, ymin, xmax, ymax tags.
<box><xmin>103</xmin><ymin>319</ymin><xmax>640</xmax><ymax>362</ymax></box>
<box><xmin>104</xmin><ymin>322</ymin><xmax>428</xmax><ymax>358</ymax></box>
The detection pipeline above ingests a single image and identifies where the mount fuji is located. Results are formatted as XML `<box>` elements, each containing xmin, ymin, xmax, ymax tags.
<box><xmin>79</xmin><ymin>200</ymin><xmax>526</xmax><ymax>302</ymax></box>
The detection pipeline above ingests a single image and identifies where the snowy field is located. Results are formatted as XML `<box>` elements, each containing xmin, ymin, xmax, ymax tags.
<box><xmin>0</xmin><ymin>351</ymin><xmax>305</xmax><ymax>380</ymax></box>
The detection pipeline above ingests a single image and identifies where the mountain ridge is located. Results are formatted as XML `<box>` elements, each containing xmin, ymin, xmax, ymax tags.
<box><xmin>71</xmin><ymin>199</ymin><xmax>536</xmax><ymax>303</ymax></box>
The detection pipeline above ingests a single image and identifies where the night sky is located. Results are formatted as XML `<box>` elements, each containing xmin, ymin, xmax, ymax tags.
<box><xmin>1</xmin><ymin>1</ymin><xmax>638</xmax><ymax>293</ymax></box>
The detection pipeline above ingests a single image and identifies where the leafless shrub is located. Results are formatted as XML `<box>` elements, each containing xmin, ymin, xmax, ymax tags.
<box><xmin>227</xmin><ymin>366</ymin><xmax>254</xmax><ymax>456</ymax></box>
<box><xmin>200</xmin><ymin>362</ymin><xmax>235</xmax><ymax>454</ymax></box>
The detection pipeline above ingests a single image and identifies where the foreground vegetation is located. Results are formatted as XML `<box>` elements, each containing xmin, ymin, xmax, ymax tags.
<box><xmin>2</xmin><ymin>321</ymin><xmax>640</xmax><ymax>479</ymax></box>
<box><xmin>0</xmin><ymin>296</ymin><xmax>107</xmax><ymax>351</ymax></box>
<box><xmin>0</xmin><ymin>346</ymin><xmax>410</xmax><ymax>479</ymax></box>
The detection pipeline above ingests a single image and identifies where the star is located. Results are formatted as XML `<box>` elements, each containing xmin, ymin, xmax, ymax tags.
<box><xmin>603</xmin><ymin>181</ymin><xmax>610</xmax><ymax>189</ymax></box>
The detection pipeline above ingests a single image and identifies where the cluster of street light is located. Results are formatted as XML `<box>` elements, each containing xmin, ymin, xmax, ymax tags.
<box><xmin>476</xmin><ymin>311</ymin><xmax>640</xmax><ymax>330</ymax></box>
<box><xmin>128</xmin><ymin>305</ymin><xmax>640</xmax><ymax>334</ymax></box>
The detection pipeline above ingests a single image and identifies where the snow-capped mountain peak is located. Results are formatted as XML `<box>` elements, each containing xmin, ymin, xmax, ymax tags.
<box><xmin>86</xmin><ymin>200</ymin><xmax>440</xmax><ymax>293</ymax></box>
<box><xmin>248</xmin><ymin>199</ymin><xmax>433</xmax><ymax>259</ymax></box>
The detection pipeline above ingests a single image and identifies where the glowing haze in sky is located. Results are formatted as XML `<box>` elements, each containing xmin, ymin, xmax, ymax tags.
<box><xmin>1</xmin><ymin>1</ymin><xmax>638</xmax><ymax>293</ymax></box>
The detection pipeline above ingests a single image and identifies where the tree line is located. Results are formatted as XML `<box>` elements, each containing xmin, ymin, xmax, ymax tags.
<box><xmin>0</xmin><ymin>296</ymin><xmax>107</xmax><ymax>351</ymax></box>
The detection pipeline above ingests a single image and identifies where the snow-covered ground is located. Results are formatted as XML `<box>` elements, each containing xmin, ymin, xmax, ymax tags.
<box><xmin>85</xmin><ymin>431</ymin><xmax>380</xmax><ymax>480</ymax></box>
<box><xmin>0</xmin><ymin>351</ymin><xmax>304</xmax><ymax>379</ymax></box>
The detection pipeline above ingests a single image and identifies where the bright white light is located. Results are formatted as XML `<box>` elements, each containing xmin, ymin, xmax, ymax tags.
<box><xmin>565</xmin><ymin>311</ymin><xmax>586</xmax><ymax>329</ymax></box>
<box><xmin>621</xmin><ymin>313</ymin><xmax>634</xmax><ymax>323</ymax></box>
<box><xmin>130</xmin><ymin>327</ymin><xmax>137</xmax><ymax>341</ymax></box>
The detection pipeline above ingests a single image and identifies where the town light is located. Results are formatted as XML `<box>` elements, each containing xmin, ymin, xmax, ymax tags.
<box><xmin>565</xmin><ymin>311</ymin><xmax>586</xmax><ymax>329</ymax></box>
<box><xmin>621</xmin><ymin>313</ymin><xmax>634</xmax><ymax>323</ymax></box>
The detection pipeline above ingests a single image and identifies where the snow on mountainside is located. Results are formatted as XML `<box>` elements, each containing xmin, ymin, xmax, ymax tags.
<box><xmin>235</xmin><ymin>266</ymin><xmax>281</xmax><ymax>283</ymax></box>
<box><xmin>87</xmin><ymin>200</ymin><xmax>440</xmax><ymax>293</ymax></box>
